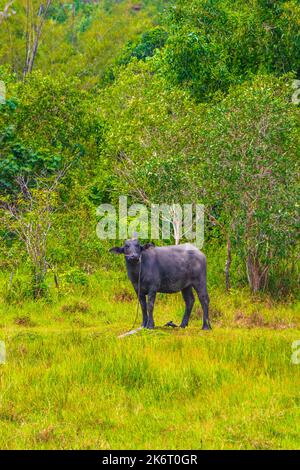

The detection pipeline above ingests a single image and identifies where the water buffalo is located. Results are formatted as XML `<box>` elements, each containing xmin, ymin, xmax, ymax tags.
<box><xmin>110</xmin><ymin>239</ymin><xmax>211</xmax><ymax>330</ymax></box>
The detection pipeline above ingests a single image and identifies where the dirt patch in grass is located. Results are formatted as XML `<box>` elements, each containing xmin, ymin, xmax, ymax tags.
<box><xmin>0</xmin><ymin>403</ymin><xmax>23</xmax><ymax>424</ymax></box>
<box><xmin>195</xmin><ymin>306</ymin><xmax>223</xmax><ymax>324</ymax></box>
<box><xmin>113</xmin><ymin>291</ymin><xmax>134</xmax><ymax>302</ymax></box>
<box><xmin>235</xmin><ymin>311</ymin><xmax>267</xmax><ymax>328</ymax></box>
<box><xmin>18</xmin><ymin>345</ymin><xmax>28</xmax><ymax>356</ymax></box>
<box><xmin>36</xmin><ymin>426</ymin><xmax>55</xmax><ymax>443</ymax></box>
<box><xmin>234</xmin><ymin>311</ymin><xmax>294</xmax><ymax>329</ymax></box>
<box><xmin>13</xmin><ymin>315</ymin><xmax>36</xmax><ymax>327</ymax></box>
<box><xmin>61</xmin><ymin>301</ymin><xmax>90</xmax><ymax>314</ymax></box>
<box><xmin>269</xmin><ymin>318</ymin><xmax>296</xmax><ymax>330</ymax></box>
<box><xmin>71</xmin><ymin>317</ymin><xmax>89</xmax><ymax>327</ymax></box>
<box><xmin>209</xmin><ymin>306</ymin><xmax>223</xmax><ymax>321</ymax></box>
<box><xmin>54</xmin><ymin>316</ymin><xmax>65</xmax><ymax>323</ymax></box>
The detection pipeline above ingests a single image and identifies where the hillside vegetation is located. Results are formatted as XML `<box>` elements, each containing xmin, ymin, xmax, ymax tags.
<box><xmin>0</xmin><ymin>0</ymin><xmax>299</xmax><ymax>450</ymax></box>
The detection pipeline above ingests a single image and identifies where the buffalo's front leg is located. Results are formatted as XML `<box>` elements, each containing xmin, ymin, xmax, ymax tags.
<box><xmin>146</xmin><ymin>291</ymin><xmax>156</xmax><ymax>329</ymax></box>
<box><xmin>139</xmin><ymin>294</ymin><xmax>148</xmax><ymax>327</ymax></box>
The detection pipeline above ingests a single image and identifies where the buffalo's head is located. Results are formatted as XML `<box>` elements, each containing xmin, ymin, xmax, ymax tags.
<box><xmin>109</xmin><ymin>239</ymin><xmax>154</xmax><ymax>264</ymax></box>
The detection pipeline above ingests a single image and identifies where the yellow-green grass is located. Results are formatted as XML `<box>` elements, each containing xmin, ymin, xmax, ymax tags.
<box><xmin>0</xmin><ymin>271</ymin><xmax>299</xmax><ymax>449</ymax></box>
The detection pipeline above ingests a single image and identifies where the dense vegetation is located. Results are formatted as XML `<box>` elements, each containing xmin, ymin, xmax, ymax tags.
<box><xmin>0</xmin><ymin>0</ymin><xmax>299</xmax><ymax>299</ymax></box>
<box><xmin>0</xmin><ymin>0</ymin><xmax>299</xmax><ymax>450</ymax></box>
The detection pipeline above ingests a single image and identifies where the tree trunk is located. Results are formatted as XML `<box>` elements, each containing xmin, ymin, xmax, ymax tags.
<box><xmin>246</xmin><ymin>253</ymin><xmax>269</xmax><ymax>292</ymax></box>
<box><xmin>32</xmin><ymin>262</ymin><xmax>47</xmax><ymax>299</ymax></box>
<box><xmin>23</xmin><ymin>0</ymin><xmax>52</xmax><ymax>78</ymax></box>
<box><xmin>225</xmin><ymin>236</ymin><xmax>231</xmax><ymax>291</ymax></box>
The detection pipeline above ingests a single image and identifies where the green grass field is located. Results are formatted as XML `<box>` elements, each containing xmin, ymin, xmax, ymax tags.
<box><xmin>0</xmin><ymin>271</ymin><xmax>299</xmax><ymax>449</ymax></box>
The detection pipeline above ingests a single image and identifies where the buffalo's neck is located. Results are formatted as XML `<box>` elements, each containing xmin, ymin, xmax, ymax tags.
<box><xmin>125</xmin><ymin>260</ymin><xmax>141</xmax><ymax>286</ymax></box>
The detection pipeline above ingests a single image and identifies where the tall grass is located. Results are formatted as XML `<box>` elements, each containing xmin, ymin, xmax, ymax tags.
<box><xmin>0</xmin><ymin>269</ymin><xmax>299</xmax><ymax>449</ymax></box>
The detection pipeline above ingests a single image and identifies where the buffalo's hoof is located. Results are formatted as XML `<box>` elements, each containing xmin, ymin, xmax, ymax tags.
<box><xmin>146</xmin><ymin>324</ymin><xmax>155</xmax><ymax>330</ymax></box>
<box><xmin>180</xmin><ymin>323</ymin><xmax>188</xmax><ymax>329</ymax></box>
<box><xmin>202</xmin><ymin>324</ymin><xmax>212</xmax><ymax>330</ymax></box>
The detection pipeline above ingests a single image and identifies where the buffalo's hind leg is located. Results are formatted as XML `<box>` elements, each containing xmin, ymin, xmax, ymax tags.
<box><xmin>180</xmin><ymin>286</ymin><xmax>195</xmax><ymax>328</ymax></box>
<box><xmin>194</xmin><ymin>285</ymin><xmax>211</xmax><ymax>330</ymax></box>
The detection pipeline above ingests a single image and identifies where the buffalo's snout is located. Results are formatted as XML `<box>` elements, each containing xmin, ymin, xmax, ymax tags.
<box><xmin>126</xmin><ymin>255</ymin><xmax>140</xmax><ymax>264</ymax></box>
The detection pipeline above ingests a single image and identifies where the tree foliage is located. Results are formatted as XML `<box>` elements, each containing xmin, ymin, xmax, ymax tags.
<box><xmin>159</xmin><ymin>0</ymin><xmax>300</xmax><ymax>101</ymax></box>
<box><xmin>0</xmin><ymin>0</ymin><xmax>299</xmax><ymax>296</ymax></box>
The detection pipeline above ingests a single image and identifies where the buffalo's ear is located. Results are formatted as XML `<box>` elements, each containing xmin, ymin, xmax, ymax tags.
<box><xmin>109</xmin><ymin>246</ymin><xmax>124</xmax><ymax>255</ymax></box>
<box><xmin>142</xmin><ymin>242</ymin><xmax>155</xmax><ymax>251</ymax></box>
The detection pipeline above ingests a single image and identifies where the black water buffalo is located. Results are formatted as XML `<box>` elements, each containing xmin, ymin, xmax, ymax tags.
<box><xmin>110</xmin><ymin>239</ymin><xmax>211</xmax><ymax>330</ymax></box>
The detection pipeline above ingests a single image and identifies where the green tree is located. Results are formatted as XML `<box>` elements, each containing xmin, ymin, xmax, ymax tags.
<box><xmin>158</xmin><ymin>0</ymin><xmax>300</xmax><ymax>101</ymax></box>
<box><xmin>0</xmin><ymin>70</ymin><xmax>104</xmax><ymax>295</ymax></box>
<box><xmin>0</xmin><ymin>71</ymin><xmax>103</xmax><ymax>192</ymax></box>
<box><xmin>200</xmin><ymin>75</ymin><xmax>299</xmax><ymax>291</ymax></box>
